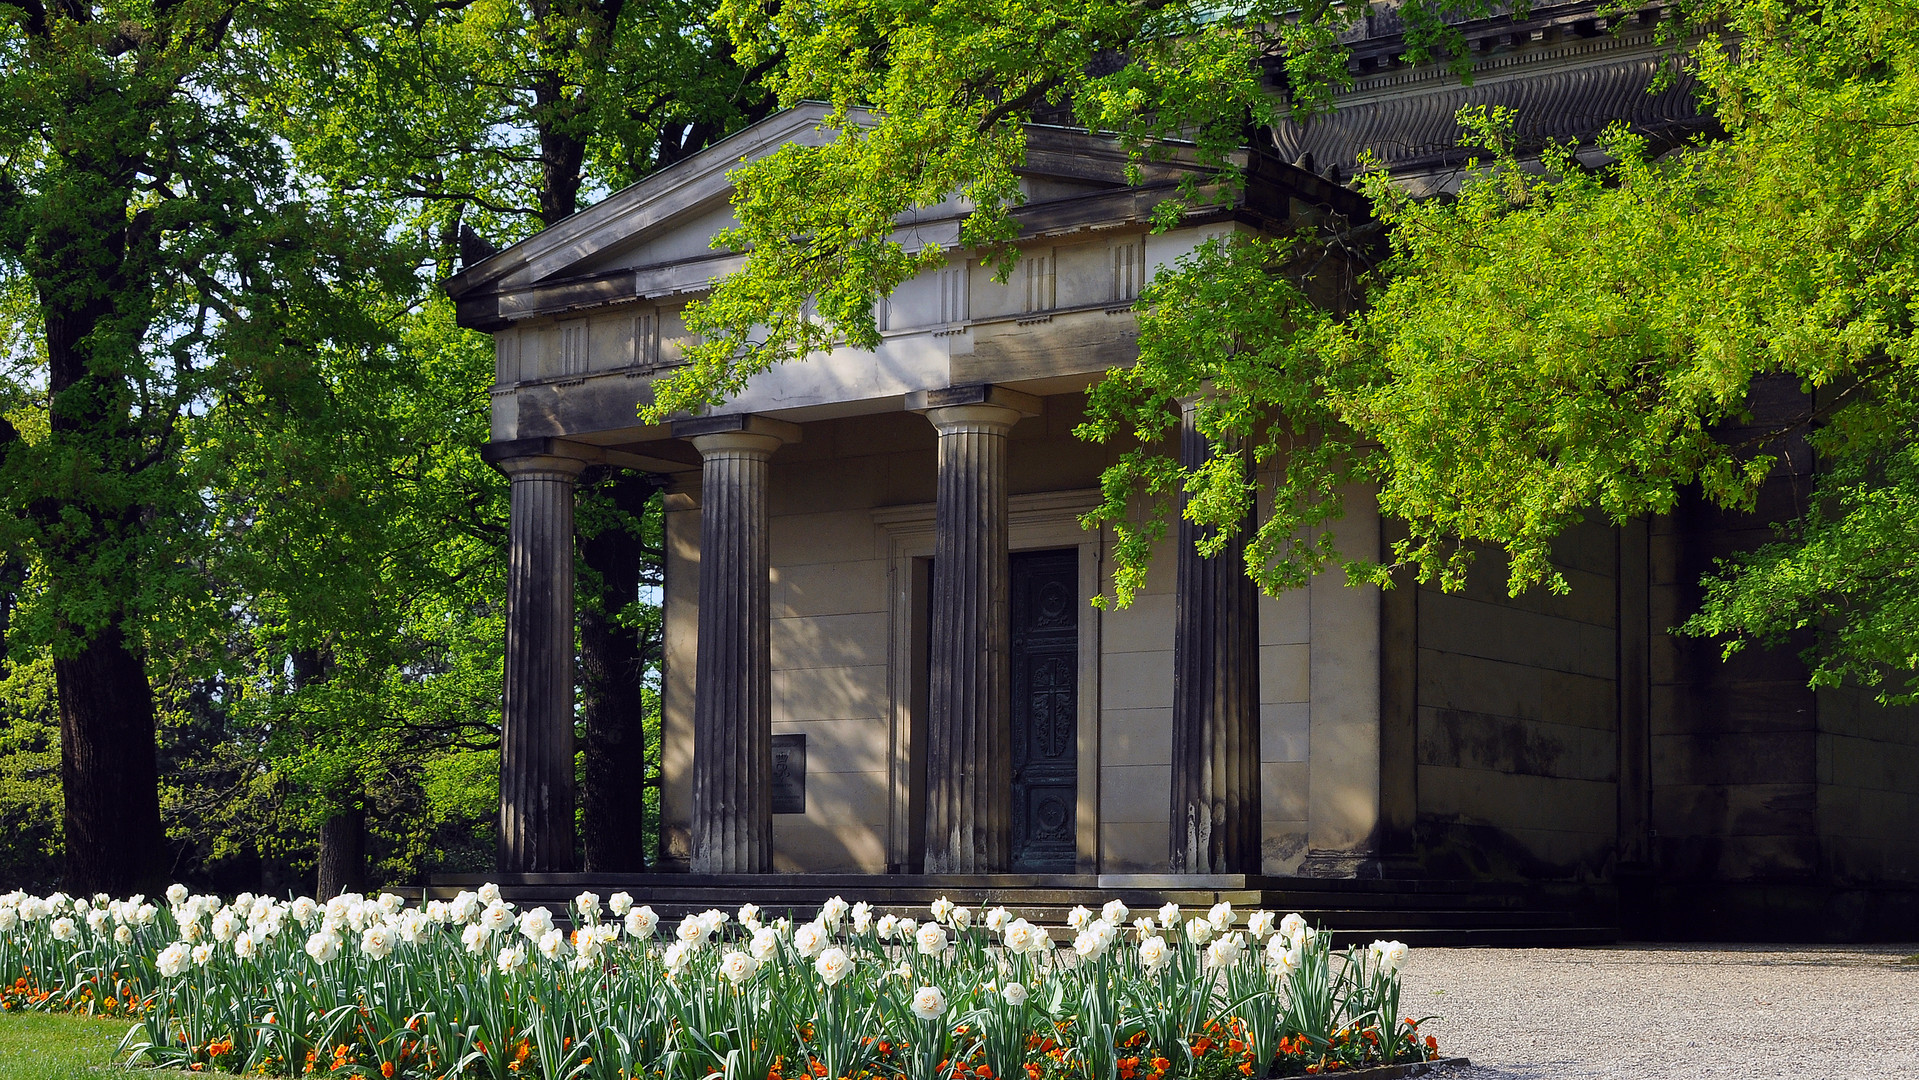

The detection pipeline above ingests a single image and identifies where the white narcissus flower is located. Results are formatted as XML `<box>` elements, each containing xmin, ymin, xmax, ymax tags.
<box><xmin>750</xmin><ymin>926</ymin><xmax>781</xmax><ymax>962</ymax></box>
<box><xmin>1132</xmin><ymin>916</ymin><xmax>1156</xmax><ymax>939</ymax></box>
<box><xmin>910</xmin><ymin>985</ymin><xmax>947</xmax><ymax>1020</ymax></box>
<box><xmin>233</xmin><ymin>931</ymin><xmax>256</xmax><ymax>960</ymax></box>
<box><xmin>820</xmin><ymin>896</ymin><xmax>849</xmax><ymax>930</ymax></box>
<box><xmin>449</xmin><ymin>893</ymin><xmax>480</xmax><ymax>924</ymax></box>
<box><xmin>1138</xmin><ymin>935</ymin><xmax>1171</xmax><ymax>971</ymax></box>
<box><xmin>676</xmin><ymin>914</ymin><xmax>707</xmax><ymax>945</ymax></box>
<box><xmin>594</xmin><ymin>923</ymin><xmax>620</xmax><ymax>944</ymax></box>
<box><xmin>815</xmin><ymin>946</ymin><xmax>853</xmax><ymax>986</ymax></box>
<box><xmin>1247</xmin><ymin>911</ymin><xmax>1276</xmax><ymax>940</ymax></box>
<box><xmin>191</xmin><ymin>943</ymin><xmax>215</xmax><ymax>967</ymax></box>
<box><xmin>134</xmin><ymin>903</ymin><xmax>158</xmax><ymax>927</ymax></box>
<box><xmin>362</xmin><ymin>925</ymin><xmax>394</xmax><ymax>960</ymax></box>
<box><xmin>1158</xmin><ymin>903</ymin><xmax>1180</xmax><ymax>927</ymax></box>
<box><xmin>477</xmin><ymin>883</ymin><xmax>502</xmax><ymax>906</ymax></box>
<box><xmin>85</xmin><ymin>910</ymin><xmax>109</xmax><ymax>935</ymax></box>
<box><xmin>50</xmin><ymin>917</ymin><xmax>77</xmax><ymax>942</ymax></box>
<box><xmin>916</xmin><ymin>921</ymin><xmax>948</xmax><ymax>956</ymax></box>
<box><xmin>1204</xmin><ymin>933</ymin><xmax>1244</xmax><ymax>971</ymax></box>
<box><xmin>663</xmin><ymin>941</ymin><xmax>692</xmax><ymax>976</ymax></box>
<box><xmin>482</xmin><ymin>901</ymin><xmax>513</xmax><ymax>933</ymax></box>
<box><xmin>156</xmin><ymin>943</ymin><xmax>191</xmax><ymax>978</ymax></box>
<box><xmin>538</xmin><ymin>928</ymin><xmax>566</xmax><ymax>961</ymax></box>
<box><xmin>897</xmin><ymin>917</ymin><xmax>919</xmax><ymax>941</ymax></box>
<box><xmin>177</xmin><ymin>920</ymin><xmax>204</xmax><ymax>944</ymax></box>
<box><xmin>518</xmin><ymin>907</ymin><xmax>555</xmax><ymax>942</ymax></box>
<box><xmin>1207</xmin><ymin>901</ymin><xmax>1236</xmax><ymax>931</ymax></box>
<box><xmin>929</xmin><ymin>896</ymin><xmax>955</xmax><ymax>924</ymax></box>
<box><xmin>1002</xmin><ymin>919</ymin><xmax>1041</xmax><ymax>955</ymax></box>
<box><xmin>625</xmin><ymin>906</ymin><xmax>658</xmax><ymax>939</ymax></box>
<box><xmin>496</xmin><ymin>944</ymin><xmax>527</xmax><ymax>974</ymax></box>
<box><xmin>1278</xmin><ymin>913</ymin><xmax>1307</xmax><ymax>941</ymax></box>
<box><xmin>793</xmin><ymin>921</ymin><xmax>828</xmax><ymax>958</ymax></box>
<box><xmin>424</xmin><ymin>900</ymin><xmax>450</xmax><ymax>924</ymax></box>
<box><xmin>378</xmin><ymin>893</ymin><xmax>405</xmax><ymax>915</ymax></box>
<box><xmin>698</xmin><ymin>909</ymin><xmax>729</xmax><ymax>935</ymax></box>
<box><xmin>288</xmin><ymin>897</ymin><xmax>318</xmax><ymax>927</ymax></box>
<box><xmin>738</xmin><ymin>903</ymin><xmax>762</xmax><ymax>928</ymax></box>
<box><xmin>1101</xmin><ymin>900</ymin><xmax>1129</xmax><ymax>925</ymax></box>
<box><xmin>210</xmin><ymin>910</ymin><xmax>236</xmax><ymax>942</ymax></box>
<box><xmin>462</xmin><ymin>924</ymin><xmax>491</xmax><ymax>954</ymax></box>
<box><xmin>951</xmin><ymin>907</ymin><xmax>973</xmax><ymax>930</ymax></box>
<box><xmin>875</xmin><ymin>914</ymin><xmax>899</xmax><ymax>940</ymax></box>
<box><xmin>1002</xmin><ymin>982</ymin><xmax>1028</xmax><ymax>1006</ymax></box>
<box><xmin>1071</xmin><ymin>926</ymin><xmax>1108</xmax><ymax>960</ymax></box>
<box><xmin>113</xmin><ymin>925</ymin><xmax>132</xmax><ymax>946</ymax></box>
<box><xmin>574</xmin><ymin>892</ymin><xmax>601</xmax><ymax>921</ymax></box>
<box><xmin>984</xmin><ymin>907</ymin><xmax>1012</xmax><ymax>933</ymax></box>
<box><xmin>305</xmin><ymin>931</ymin><xmax>342</xmax><ymax>964</ymax></box>
<box><xmin>1370</xmin><ymin>939</ymin><xmax>1410</xmax><ymax>972</ymax></box>
<box><xmin>1066</xmin><ymin>905</ymin><xmax>1094</xmax><ymax>932</ymax></box>
<box><xmin>0</xmin><ymin>908</ymin><xmax>18</xmax><ymax>932</ymax></box>
<box><xmin>608</xmin><ymin>892</ymin><xmax>634</xmax><ymax>916</ymax></box>
<box><xmin>1267</xmin><ymin>936</ymin><xmax>1303</xmax><ymax>974</ymax></box>
<box><xmin>1185</xmin><ymin>918</ymin><xmax>1214</xmax><ymax>945</ymax></box>
<box><xmin>851</xmin><ymin>901</ymin><xmax>873</xmax><ymax>934</ymax></box>
<box><xmin>166</xmin><ymin>884</ymin><xmax>189</xmax><ymax>907</ymax></box>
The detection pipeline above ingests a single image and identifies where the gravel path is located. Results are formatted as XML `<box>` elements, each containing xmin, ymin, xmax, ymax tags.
<box><xmin>1395</xmin><ymin>945</ymin><xmax>1919</xmax><ymax>1079</ymax></box>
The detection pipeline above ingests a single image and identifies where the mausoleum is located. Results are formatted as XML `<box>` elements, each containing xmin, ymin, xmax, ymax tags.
<box><xmin>443</xmin><ymin>1</ymin><xmax>1919</xmax><ymax>941</ymax></box>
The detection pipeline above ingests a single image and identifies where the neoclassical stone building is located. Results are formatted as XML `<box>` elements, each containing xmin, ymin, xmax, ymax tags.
<box><xmin>444</xmin><ymin>2</ymin><xmax>1919</xmax><ymax>939</ymax></box>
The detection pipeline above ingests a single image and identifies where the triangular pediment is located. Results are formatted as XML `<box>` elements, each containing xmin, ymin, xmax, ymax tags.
<box><xmin>446</xmin><ymin>104</ymin><xmax>1358</xmax><ymax>330</ymax></box>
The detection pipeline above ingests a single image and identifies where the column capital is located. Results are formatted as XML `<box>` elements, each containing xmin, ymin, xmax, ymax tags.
<box><xmin>690</xmin><ymin>431</ymin><xmax>786</xmax><ymax>459</ymax></box>
<box><xmin>906</xmin><ymin>383</ymin><xmax>1041</xmax><ymax>417</ymax></box>
<box><xmin>672</xmin><ymin>412</ymin><xmax>802</xmax><ymax>445</ymax></box>
<box><xmin>495</xmin><ymin>453</ymin><xmax>590</xmax><ymax>480</ymax></box>
<box><xmin>923</xmin><ymin>402</ymin><xmax>1026</xmax><ymax>436</ymax></box>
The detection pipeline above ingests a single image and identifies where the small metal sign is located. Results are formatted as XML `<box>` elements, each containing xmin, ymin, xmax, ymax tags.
<box><xmin>771</xmin><ymin>734</ymin><xmax>806</xmax><ymax>814</ymax></box>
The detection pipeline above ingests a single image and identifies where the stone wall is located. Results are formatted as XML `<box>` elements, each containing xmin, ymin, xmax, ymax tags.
<box><xmin>1413</xmin><ymin>521</ymin><xmax>1623</xmax><ymax>881</ymax></box>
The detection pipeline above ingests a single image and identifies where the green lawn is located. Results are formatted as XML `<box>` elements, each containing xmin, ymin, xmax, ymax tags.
<box><xmin>0</xmin><ymin>1013</ymin><xmax>129</xmax><ymax>1079</ymax></box>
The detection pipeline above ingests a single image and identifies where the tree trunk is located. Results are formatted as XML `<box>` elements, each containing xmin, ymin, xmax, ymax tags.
<box><xmin>580</xmin><ymin>471</ymin><xmax>656</xmax><ymax>871</ymax></box>
<box><xmin>316</xmin><ymin>806</ymin><xmax>366</xmax><ymax>898</ymax></box>
<box><xmin>55</xmin><ymin>625</ymin><xmax>165</xmax><ymax>895</ymax></box>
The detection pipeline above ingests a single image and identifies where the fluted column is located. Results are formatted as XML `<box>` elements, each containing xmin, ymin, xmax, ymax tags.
<box><xmin>499</xmin><ymin>453</ymin><xmax>587</xmax><ymax>873</ymax></box>
<box><xmin>688</xmin><ymin>430</ymin><xmax>783</xmax><ymax>873</ymax></box>
<box><xmin>923</xmin><ymin>402</ymin><xmax>1023</xmax><ymax>873</ymax></box>
<box><xmin>1170</xmin><ymin>400</ymin><xmax>1262</xmax><ymax>874</ymax></box>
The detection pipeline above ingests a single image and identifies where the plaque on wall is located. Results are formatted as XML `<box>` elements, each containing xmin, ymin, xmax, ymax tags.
<box><xmin>771</xmin><ymin>734</ymin><xmax>806</xmax><ymax>814</ymax></box>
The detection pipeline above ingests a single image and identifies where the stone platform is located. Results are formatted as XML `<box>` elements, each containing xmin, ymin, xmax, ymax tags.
<box><xmin>425</xmin><ymin>873</ymin><xmax>1617</xmax><ymax>947</ymax></box>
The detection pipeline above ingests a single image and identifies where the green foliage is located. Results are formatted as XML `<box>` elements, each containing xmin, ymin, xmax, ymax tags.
<box><xmin>0</xmin><ymin>658</ymin><xmax>62</xmax><ymax>889</ymax></box>
<box><xmin>645</xmin><ymin>0</ymin><xmax>1506</xmax><ymax>421</ymax></box>
<box><xmin>672</xmin><ymin>0</ymin><xmax>1919</xmax><ymax>700</ymax></box>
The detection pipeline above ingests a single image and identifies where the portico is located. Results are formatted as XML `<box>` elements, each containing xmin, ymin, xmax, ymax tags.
<box><xmin>452</xmin><ymin>104</ymin><xmax>1391</xmax><ymax>883</ymax></box>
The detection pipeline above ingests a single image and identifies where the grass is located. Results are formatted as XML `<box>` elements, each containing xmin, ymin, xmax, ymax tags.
<box><xmin>1902</xmin><ymin>953</ymin><xmax>1919</xmax><ymax>964</ymax></box>
<box><xmin>0</xmin><ymin>1012</ymin><xmax>129</xmax><ymax>1079</ymax></box>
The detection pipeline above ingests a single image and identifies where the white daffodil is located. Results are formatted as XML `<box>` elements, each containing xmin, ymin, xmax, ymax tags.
<box><xmin>1003</xmin><ymin>982</ymin><xmax>1028</xmax><ymax>1006</ymax></box>
<box><xmin>929</xmin><ymin>896</ymin><xmax>955</xmax><ymax>924</ymax></box>
<box><xmin>676</xmin><ymin>914</ymin><xmax>707</xmax><ymax>945</ymax></box>
<box><xmin>1101</xmin><ymin>900</ymin><xmax>1129</xmax><ymax>925</ymax></box>
<box><xmin>1204</xmin><ymin>933</ymin><xmax>1244</xmax><ymax>971</ymax></box>
<box><xmin>361</xmin><ymin>925</ymin><xmax>394</xmax><ymax>960</ymax></box>
<box><xmin>304</xmin><ymin>931</ymin><xmax>342</xmax><ymax>964</ymax></box>
<box><xmin>951</xmin><ymin>906</ymin><xmax>973</xmax><ymax>930</ymax></box>
<box><xmin>517</xmin><ymin>907</ymin><xmax>555</xmax><ymax>942</ymax></box>
<box><xmin>1066</xmin><ymin>905</ymin><xmax>1094</xmax><ymax>932</ymax></box>
<box><xmin>876</xmin><ymin>914</ymin><xmax>900</xmax><ymax>941</ymax></box>
<box><xmin>1138</xmin><ymin>935</ymin><xmax>1171</xmax><ymax>971</ymax></box>
<box><xmin>156</xmin><ymin>942</ymin><xmax>191</xmax><ymax>977</ymax></box>
<box><xmin>50</xmin><ymin>917</ymin><xmax>77</xmax><ymax>942</ymax></box>
<box><xmin>820</xmin><ymin>896</ymin><xmax>849</xmax><ymax>930</ymax></box>
<box><xmin>477</xmin><ymin>883</ymin><xmax>502</xmax><ymax>906</ymax></box>
<box><xmin>793</xmin><ymin>920</ymin><xmax>828</xmax><ymax>958</ymax></box>
<box><xmin>750</xmin><ymin>926</ymin><xmax>781</xmax><ymax>962</ymax></box>
<box><xmin>916</xmin><ymin>921</ymin><xmax>948</xmax><ymax>956</ymax></box>
<box><xmin>496</xmin><ymin>944</ymin><xmax>528</xmax><ymax>974</ymax></box>
<box><xmin>1278</xmin><ymin>913</ymin><xmax>1307</xmax><ymax>941</ymax></box>
<box><xmin>1158</xmin><ymin>902</ymin><xmax>1180</xmax><ymax>927</ymax></box>
<box><xmin>1369</xmin><ymin>939</ymin><xmax>1410</xmax><ymax>973</ymax></box>
<box><xmin>608</xmin><ymin>892</ymin><xmax>634</xmax><ymax>916</ymax></box>
<box><xmin>984</xmin><ymin>907</ymin><xmax>1012</xmax><ymax>933</ymax></box>
<box><xmin>1207</xmin><ymin>901</ymin><xmax>1236</xmax><ymax>931</ymax></box>
<box><xmin>910</xmin><ymin>985</ymin><xmax>947</xmax><ymax>1020</ymax></box>
<box><xmin>739</xmin><ymin>903</ymin><xmax>763</xmax><ymax>929</ymax></box>
<box><xmin>1247</xmin><ymin>911</ymin><xmax>1276</xmax><ymax>940</ymax></box>
<box><xmin>626</xmin><ymin>906</ymin><xmax>658</xmax><ymax>939</ymax></box>
<box><xmin>815</xmin><ymin>946</ymin><xmax>853</xmax><ymax>986</ymax></box>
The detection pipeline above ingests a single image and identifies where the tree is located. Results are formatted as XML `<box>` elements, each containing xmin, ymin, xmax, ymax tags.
<box><xmin>0</xmin><ymin>0</ymin><xmax>407</xmax><ymax>892</ymax></box>
<box><xmin>648</xmin><ymin>0</ymin><xmax>1919</xmax><ymax>701</ymax></box>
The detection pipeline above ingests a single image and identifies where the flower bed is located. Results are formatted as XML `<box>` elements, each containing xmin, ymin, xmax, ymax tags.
<box><xmin>0</xmin><ymin>887</ymin><xmax>1447</xmax><ymax>1079</ymax></box>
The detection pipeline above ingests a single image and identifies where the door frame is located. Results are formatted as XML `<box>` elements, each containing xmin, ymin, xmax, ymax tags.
<box><xmin>875</xmin><ymin>490</ymin><xmax>1104</xmax><ymax>875</ymax></box>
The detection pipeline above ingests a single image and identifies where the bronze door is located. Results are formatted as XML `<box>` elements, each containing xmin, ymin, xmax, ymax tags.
<box><xmin>1009</xmin><ymin>548</ymin><xmax>1078</xmax><ymax>871</ymax></box>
